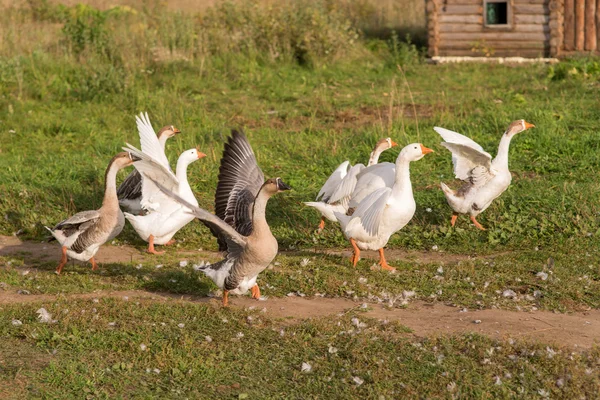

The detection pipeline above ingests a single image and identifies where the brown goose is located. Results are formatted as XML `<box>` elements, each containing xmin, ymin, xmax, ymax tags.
<box><xmin>152</xmin><ymin>130</ymin><xmax>290</xmax><ymax>306</ymax></box>
<box><xmin>117</xmin><ymin>112</ymin><xmax>180</xmax><ymax>214</ymax></box>
<box><xmin>46</xmin><ymin>152</ymin><xmax>138</xmax><ymax>274</ymax></box>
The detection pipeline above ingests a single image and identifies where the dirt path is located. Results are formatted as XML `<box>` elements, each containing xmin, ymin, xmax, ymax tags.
<box><xmin>2</xmin><ymin>289</ymin><xmax>599</xmax><ymax>350</ymax></box>
<box><xmin>0</xmin><ymin>235</ymin><xmax>504</xmax><ymax>266</ymax></box>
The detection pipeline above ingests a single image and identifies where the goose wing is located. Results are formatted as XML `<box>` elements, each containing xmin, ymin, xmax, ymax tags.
<box><xmin>152</xmin><ymin>179</ymin><xmax>247</xmax><ymax>258</ymax></box>
<box><xmin>435</xmin><ymin>126</ymin><xmax>494</xmax><ymax>181</ymax></box>
<box><xmin>328</xmin><ymin>163</ymin><xmax>364</xmax><ymax>206</ymax></box>
<box><xmin>209</xmin><ymin>130</ymin><xmax>264</xmax><ymax>250</ymax></box>
<box><xmin>123</xmin><ymin>143</ymin><xmax>179</xmax><ymax>211</ymax></box>
<box><xmin>440</xmin><ymin>142</ymin><xmax>495</xmax><ymax>185</ymax></box>
<box><xmin>351</xmin><ymin>187</ymin><xmax>391</xmax><ymax>236</ymax></box>
<box><xmin>52</xmin><ymin>210</ymin><xmax>100</xmax><ymax>237</ymax></box>
<box><xmin>136</xmin><ymin>112</ymin><xmax>171</xmax><ymax>170</ymax></box>
<box><xmin>317</xmin><ymin>161</ymin><xmax>350</xmax><ymax>202</ymax></box>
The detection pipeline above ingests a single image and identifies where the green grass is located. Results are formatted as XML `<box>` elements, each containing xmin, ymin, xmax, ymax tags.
<box><xmin>1</xmin><ymin>1</ymin><xmax>600</xmax><ymax>397</ymax></box>
<box><xmin>2</xmin><ymin>299</ymin><xmax>600</xmax><ymax>399</ymax></box>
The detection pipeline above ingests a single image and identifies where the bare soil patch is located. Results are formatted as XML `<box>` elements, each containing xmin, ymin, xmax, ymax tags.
<box><xmin>0</xmin><ymin>235</ymin><xmax>488</xmax><ymax>266</ymax></box>
<box><xmin>1</xmin><ymin>289</ymin><xmax>599</xmax><ymax>350</ymax></box>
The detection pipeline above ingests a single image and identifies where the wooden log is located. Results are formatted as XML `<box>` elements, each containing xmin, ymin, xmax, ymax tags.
<box><xmin>597</xmin><ymin>0</ymin><xmax>600</xmax><ymax>50</ymax></box>
<box><xmin>585</xmin><ymin>0</ymin><xmax>597</xmax><ymax>50</ymax></box>
<box><xmin>441</xmin><ymin>5</ymin><xmax>482</xmax><ymax>14</ymax></box>
<box><xmin>439</xmin><ymin>23</ymin><xmax>549</xmax><ymax>33</ymax></box>
<box><xmin>440</xmin><ymin>15</ymin><xmax>483</xmax><ymax>23</ymax></box>
<box><xmin>514</xmin><ymin>0</ymin><xmax>549</xmax><ymax>4</ymax></box>
<box><xmin>439</xmin><ymin>24</ymin><xmax>486</xmax><ymax>33</ymax></box>
<box><xmin>443</xmin><ymin>32</ymin><xmax>550</xmax><ymax>41</ymax></box>
<box><xmin>444</xmin><ymin>0</ymin><xmax>481</xmax><ymax>4</ymax></box>
<box><xmin>514</xmin><ymin>4</ymin><xmax>549</xmax><ymax>14</ymax></box>
<box><xmin>564</xmin><ymin>0</ymin><xmax>575</xmax><ymax>50</ymax></box>
<box><xmin>428</xmin><ymin>0</ymin><xmax>440</xmax><ymax>57</ymax></box>
<box><xmin>515</xmin><ymin>14</ymin><xmax>550</xmax><ymax>23</ymax></box>
<box><xmin>439</xmin><ymin>49</ymin><xmax>547</xmax><ymax>57</ymax></box>
<box><xmin>440</xmin><ymin>40</ymin><xmax>547</xmax><ymax>49</ymax></box>
<box><xmin>575</xmin><ymin>0</ymin><xmax>585</xmax><ymax>50</ymax></box>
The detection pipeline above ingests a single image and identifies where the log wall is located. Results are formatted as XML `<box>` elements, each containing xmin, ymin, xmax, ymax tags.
<box><xmin>429</xmin><ymin>0</ymin><xmax>552</xmax><ymax>57</ymax></box>
<box><xmin>563</xmin><ymin>0</ymin><xmax>599</xmax><ymax>51</ymax></box>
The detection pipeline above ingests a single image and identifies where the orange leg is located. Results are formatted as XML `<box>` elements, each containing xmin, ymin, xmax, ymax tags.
<box><xmin>147</xmin><ymin>235</ymin><xmax>165</xmax><ymax>255</ymax></box>
<box><xmin>378</xmin><ymin>248</ymin><xmax>396</xmax><ymax>272</ymax></box>
<box><xmin>450</xmin><ymin>213</ymin><xmax>458</xmax><ymax>227</ymax></box>
<box><xmin>350</xmin><ymin>238</ymin><xmax>361</xmax><ymax>267</ymax></box>
<box><xmin>165</xmin><ymin>239</ymin><xmax>176</xmax><ymax>246</ymax></box>
<box><xmin>222</xmin><ymin>290</ymin><xmax>230</xmax><ymax>307</ymax></box>
<box><xmin>56</xmin><ymin>246</ymin><xmax>68</xmax><ymax>275</ymax></box>
<box><xmin>317</xmin><ymin>217</ymin><xmax>326</xmax><ymax>234</ymax></box>
<box><xmin>251</xmin><ymin>284</ymin><xmax>261</xmax><ymax>299</ymax></box>
<box><xmin>90</xmin><ymin>257</ymin><xmax>99</xmax><ymax>271</ymax></box>
<box><xmin>470</xmin><ymin>216</ymin><xmax>486</xmax><ymax>231</ymax></box>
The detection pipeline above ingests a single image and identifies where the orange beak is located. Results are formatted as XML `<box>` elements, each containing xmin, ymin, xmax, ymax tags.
<box><xmin>173</xmin><ymin>127</ymin><xmax>181</xmax><ymax>134</ymax></box>
<box><xmin>391</xmin><ymin>140</ymin><xmax>399</xmax><ymax>147</ymax></box>
<box><xmin>524</xmin><ymin>121</ymin><xmax>535</xmax><ymax>130</ymax></box>
<box><xmin>196</xmin><ymin>147</ymin><xmax>206</xmax><ymax>159</ymax></box>
<box><xmin>420</xmin><ymin>144</ymin><xmax>434</xmax><ymax>154</ymax></box>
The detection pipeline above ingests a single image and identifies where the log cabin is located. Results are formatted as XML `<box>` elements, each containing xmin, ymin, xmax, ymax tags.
<box><xmin>427</xmin><ymin>0</ymin><xmax>597</xmax><ymax>58</ymax></box>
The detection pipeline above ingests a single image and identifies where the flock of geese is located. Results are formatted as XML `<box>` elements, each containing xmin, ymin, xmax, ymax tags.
<box><xmin>45</xmin><ymin>114</ymin><xmax>534</xmax><ymax>306</ymax></box>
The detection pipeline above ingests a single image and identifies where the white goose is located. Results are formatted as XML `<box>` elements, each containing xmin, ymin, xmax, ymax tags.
<box><xmin>436</xmin><ymin>120</ymin><xmax>534</xmax><ymax>230</ymax></box>
<box><xmin>304</xmin><ymin>138</ymin><xmax>397</xmax><ymax>232</ymax></box>
<box><xmin>335</xmin><ymin>143</ymin><xmax>433</xmax><ymax>271</ymax></box>
<box><xmin>117</xmin><ymin>113</ymin><xmax>180</xmax><ymax>215</ymax></box>
<box><xmin>46</xmin><ymin>152</ymin><xmax>137</xmax><ymax>274</ymax></box>
<box><xmin>122</xmin><ymin>137</ymin><xmax>205</xmax><ymax>254</ymax></box>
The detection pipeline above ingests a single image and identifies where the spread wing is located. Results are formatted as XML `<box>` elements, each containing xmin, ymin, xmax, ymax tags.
<box><xmin>151</xmin><ymin>179</ymin><xmax>246</xmax><ymax>258</ymax></box>
<box><xmin>209</xmin><ymin>129</ymin><xmax>264</xmax><ymax>250</ymax></box>
<box><xmin>434</xmin><ymin>127</ymin><xmax>487</xmax><ymax>153</ymax></box>
<box><xmin>136</xmin><ymin>112</ymin><xmax>171</xmax><ymax>170</ymax></box>
<box><xmin>123</xmin><ymin>143</ymin><xmax>179</xmax><ymax>211</ymax></box>
<box><xmin>351</xmin><ymin>187</ymin><xmax>391</xmax><ymax>237</ymax></box>
<box><xmin>440</xmin><ymin>142</ymin><xmax>495</xmax><ymax>184</ymax></box>
<box><xmin>317</xmin><ymin>161</ymin><xmax>350</xmax><ymax>202</ymax></box>
<box><xmin>328</xmin><ymin>163</ymin><xmax>365</xmax><ymax>206</ymax></box>
<box><xmin>434</xmin><ymin>126</ymin><xmax>494</xmax><ymax>181</ymax></box>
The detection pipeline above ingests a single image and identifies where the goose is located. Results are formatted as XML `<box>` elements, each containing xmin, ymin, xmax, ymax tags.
<box><xmin>304</xmin><ymin>138</ymin><xmax>398</xmax><ymax>232</ymax></box>
<box><xmin>46</xmin><ymin>152</ymin><xmax>138</xmax><ymax>274</ymax></box>
<box><xmin>151</xmin><ymin>130</ymin><xmax>291</xmax><ymax>306</ymax></box>
<box><xmin>117</xmin><ymin>113</ymin><xmax>180</xmax><ymax>215</ymax></box>
<box><xmin>122</xmin><ymin>140</ymin><xmax>205</xmax><ymax>254</ymax></box>
<box><xmin>436</xmin><ymin>120</ymin><xmax>534</xmax><ymax>230</ymax></box>
<box><xmin>335</xmin><ymin>144</ymin><xmax>433</xmax><ymax>271</ymax></box>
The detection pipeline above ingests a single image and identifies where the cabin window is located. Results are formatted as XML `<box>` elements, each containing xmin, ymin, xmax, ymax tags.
<box><xmin>484</xmin><ymin>0</ymin><xmax>511</xmax><ymax>27</ymax></box>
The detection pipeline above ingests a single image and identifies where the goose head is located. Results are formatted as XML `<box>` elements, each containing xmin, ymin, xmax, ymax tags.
<box><xmin>505</xmin><ymin>120</ymin><xmax>535</xmax><ymax>137</ymax></box>
<box><xmin>375</xmin><ymin>137</ymin><xmax>399</xmax><ymax>152</ymax></box>
<box><xmin>179</xmin><ymin>147</ymin><xmax>207</xmax><ymax>164</ymax></box>
<box><xmin>400</xmin><ymin>143</ymin><xmax>434</xmax><ymax>162</ymax></box>
<box><xmin>158</xmin><ymin>125</ymin><xmax>181</xmax><ymax>139</ymax></box>
<box><xmin>112</xmin><ymin>151</ymin><xmax>141</xmax><ymax>169</ymax></box>
<box><xmin>262</xmin><ymin>177</ymin><xmax>291</xmax><ymax>196</ymax></box>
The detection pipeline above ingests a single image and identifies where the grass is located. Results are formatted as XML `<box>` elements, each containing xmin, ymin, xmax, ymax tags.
<box><xmin>1</xmin><ymin>0</ymin><xmax>600</xmax><ymax>397</ymax></box>
<box><xmin>2</xmin><ymin>298</ymin><xmax>600</xmax><ymax>399</ymax></box>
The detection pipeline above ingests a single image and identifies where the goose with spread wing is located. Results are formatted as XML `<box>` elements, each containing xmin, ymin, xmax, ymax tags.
<box><xmin>436</xmin><ymin>120</ymin><xmax>534</xmax><ymax>230</ymax></box>
<box><xmin>122</xmin><ymin>128</ymin><xmax>205</xmax><ymax>254</ymax></box>
<box><xmin>117</xmin><ymin>113</ymin><xmax>180</xmax><ymax>215</ymax></box>
<box><xmin>46</xmin><ymin>152</ymin><xmax>138</xmax><ymax>274</ymax></box>
<box><xmin>152</xmin><ymin>130</ymin><xmax>291</xmax><ymax>306</ymax></box>
<box><xmin>304</xmin><ymin>138</ymin><xmax>397</xmax><ymax>233</ymax></box>
<box><xmin>335</xmin><ymin>144</ymin><xmax>433</xmax><ymax>271</ymax></box>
